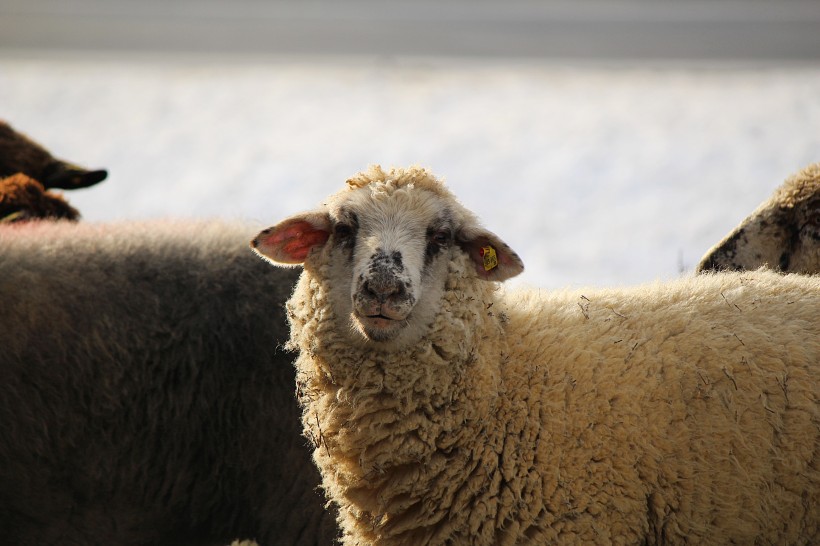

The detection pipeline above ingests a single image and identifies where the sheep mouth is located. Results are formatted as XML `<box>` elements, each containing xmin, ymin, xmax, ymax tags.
<box><xmin>353</xmin><ymin>312</ymin><xmax>408</xmax><ymax>341</ymax></box>
<box><xmin>353</xmin><ymin>303</ymin><xmax>409</xmax><ymax>323</ymax></box>
<box><xmin>361</xmin><ymin>312</ymin><xmax>404</xmax><ymax>326</ymax></box>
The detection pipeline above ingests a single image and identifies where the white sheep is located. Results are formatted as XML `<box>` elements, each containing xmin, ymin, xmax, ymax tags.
<box><xmin>698</xmin><ymin>162</ymin><xmax>819</xmax><ymax>274</ymax></box>
<box><xmin>252</xmin><ymin>165</ymin><xmax>820</xmax><ymax>545</ymax></box>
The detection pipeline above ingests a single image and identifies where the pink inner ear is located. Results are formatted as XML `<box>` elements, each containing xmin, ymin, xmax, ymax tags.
<box><xmin>282</xmin><ymin>226</ymin><xmax>329</xmax><ymax>261</ymax></box>
<box><xmin>498</xmin><ymin>251</ymin><xmax>518</xmax><ymax>267</ymax></box>
<box><xmin>258</xmin><ymin>220</ymin><xmax>329</xmax><ymax>263</ymax></box>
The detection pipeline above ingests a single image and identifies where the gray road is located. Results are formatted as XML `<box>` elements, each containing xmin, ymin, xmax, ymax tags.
<box><xmin>1</xmin><ymin>0</ymin><xmax>820</xmax><ymax>60</ymax></box>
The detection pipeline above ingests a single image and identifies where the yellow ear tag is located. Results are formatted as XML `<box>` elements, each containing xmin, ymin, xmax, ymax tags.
<box><xmin>480</xmin><ymin>245</ymin><xmax>498</xmax><ymax>271</ymax></box>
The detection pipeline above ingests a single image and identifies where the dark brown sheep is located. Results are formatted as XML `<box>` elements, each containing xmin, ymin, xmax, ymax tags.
<box><xmin>0</xmin><ymin>173</ymin><xmax>80</xmax><ymax>222</ymax></box>
<box><xmin>0</xmin><ymin>120</ymin><xmax>108</xmax><ymax>189</ymax></box>
<box><xmin>0</xmin><ymin>220</ymin><xmax>338</xmax><ymax>546</ymax></box>
<box><xmin>0</xmin><ymin>120</ymin><xmax>107</xmax><ymax>222</ymax></box>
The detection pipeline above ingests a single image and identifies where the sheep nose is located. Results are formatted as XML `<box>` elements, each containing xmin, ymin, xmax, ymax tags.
<box><xmin>362</xmin><ymin>277</ymin><xmax>406</xmax><ymax>303</ymax></box>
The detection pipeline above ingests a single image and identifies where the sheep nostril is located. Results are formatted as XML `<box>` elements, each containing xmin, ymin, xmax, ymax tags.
<box><xmin>361</xmin><ymin>281</ymin><xmax>379</xmax><ymax>300</ymax></box>
<box><xmin>362</xmin><ymin>278</ymin><xmax>405</xmax><ymax>303</ymax></box>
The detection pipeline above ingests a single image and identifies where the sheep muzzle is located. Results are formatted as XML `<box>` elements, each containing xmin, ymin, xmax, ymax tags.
<box><xmin>351</xmin><ymin>250</ymin><xmax>418</xmax><ymax>341</ymax></box>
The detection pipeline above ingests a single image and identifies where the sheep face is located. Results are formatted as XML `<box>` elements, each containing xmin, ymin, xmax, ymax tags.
<box><xmin>697</xmin><ymin>196</ymin><xmax>820</xmax><ymax>274</ymax></box>
<box><xmin>252</xmin><ymin>166</ymin><xmax>524</xmax><ymax>348</ymax></box>
<box><xmin>697</xmin><ymin>163</ymin><xmax>820</xmax><ymax>274</ymax></box>
<box><xmin>340</xmin><ymin>185</ymin><xmax>451</xmax><ymax>345</ymax></box>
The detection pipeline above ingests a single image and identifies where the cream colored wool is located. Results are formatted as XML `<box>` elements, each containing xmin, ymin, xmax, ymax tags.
<box><xmin>271</xmin><ymin>168</ymin><xmax>820</xmax><ymax>545</ymax></box>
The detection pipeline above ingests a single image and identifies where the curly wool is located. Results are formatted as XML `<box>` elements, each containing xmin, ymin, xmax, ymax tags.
<box><xmin>288</xmin><ymin>253</ymin><xmax>820</xmax><ymax>544</ymax></box>
<box><xmin>289</xmin><ymin>251</ymin><xmax>510</xmax><ymax>545</ymax></box>
<box><xmin>345</xmin><ymin>164</ymin><xmax>458</xmax><ymax>200</ymax></box>
<box><xmin>772</xmin><ymin>162</ymin><xmax>820</xmax><ymax>209</ymax></box>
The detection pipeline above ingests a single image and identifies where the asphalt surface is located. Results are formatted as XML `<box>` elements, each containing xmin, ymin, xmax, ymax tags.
<box><xmin>1</xmin><ymin>0</ymin><xmax>820</xmax><ymax>60</ymax></box>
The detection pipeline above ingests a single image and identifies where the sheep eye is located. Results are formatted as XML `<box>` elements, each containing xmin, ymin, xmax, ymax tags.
<box><xmin>429</xmin><ymin>229</ymin><xmax>451</xmax><ymax>247</ymax></box>
<box><xmin>333</xmin><ymin>224</ymin><xmax>356</xmax><ymax>248</ymax></box>
<box><xmin>334</xmin><ymin>223</ymin><xmax>354</xmax><ymax>240</ymax></box>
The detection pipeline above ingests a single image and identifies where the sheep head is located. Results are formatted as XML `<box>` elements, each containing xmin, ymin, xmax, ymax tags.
<box><xmin>252</xmin><ymin>165</ymin><xmax>524</xmax><ymax>348</ymax></box>
<box><xmin>0</xmin><ymin>121</ymin><xmax>107</xmax><ymax>190</ymax></box>
<box><xmin>697</xmin><ymin>162</ymin><xmax>820</xmax><ymax>274</ymax></box>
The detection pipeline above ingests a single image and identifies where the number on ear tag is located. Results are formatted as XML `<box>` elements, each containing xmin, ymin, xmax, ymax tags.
<box><xmin>480</xmin><ymin>245</ymin><xmax>498</xmax><ymax>271</ymax></box>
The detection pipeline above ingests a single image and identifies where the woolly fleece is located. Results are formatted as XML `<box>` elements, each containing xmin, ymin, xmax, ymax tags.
<box><xmin>282</xmin><ymin>168</ymin><xmax>820</xmax><ymax>546</ymax></box>
<box><xmin>0</xmin><ymin>173</ymin><xmax>79</xmax><ymax>222</ymax></box>
<box><xmin>0</xmin><ymin>219</ymin><xmax>337</xmax><ymax>546</ymax></box>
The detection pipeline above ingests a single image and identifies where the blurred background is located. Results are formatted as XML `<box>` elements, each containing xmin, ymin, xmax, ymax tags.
<box><xmin>2</xmin><ymin>0</ymin><xmax>819</xmax><ymax>287</ymax></box>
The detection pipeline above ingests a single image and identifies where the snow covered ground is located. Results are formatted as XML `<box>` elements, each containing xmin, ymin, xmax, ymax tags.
<box><xmin>2</xmin><ymin>50</ymin><xmax>819</xmax><ymax>288</ymax></box>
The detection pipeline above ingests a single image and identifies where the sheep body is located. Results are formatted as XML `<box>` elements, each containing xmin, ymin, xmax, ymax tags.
<box><xmin>255</xmin><ymin>166</ymin><xmax>820</xmax><ymax>545</ymax></box>
<box><xmin>698</xmin><ymin>162</ymin><xmax>820</xmax><ymax>274</ymax></box>
<box><xmin>0</xmin><ymin>220</ymin><xmax>336</xmax><ymax>546</ymax></box>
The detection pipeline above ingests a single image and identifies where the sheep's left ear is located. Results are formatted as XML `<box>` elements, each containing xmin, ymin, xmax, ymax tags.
<box><xmin>251</xmin><ymin>211</ymin><xmax>331</xmax><ymax>266</ymax></box>
<box><xmin>457</xmin><ymin>225</ymin><xmax>524</xmax><ymax>282</ymax></box>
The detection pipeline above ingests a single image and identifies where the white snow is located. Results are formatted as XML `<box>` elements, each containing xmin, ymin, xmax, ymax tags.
<box><xmin>2</xmin><ymin>52</ymin><xmax>819</xmax><ymax>287</ymax></box>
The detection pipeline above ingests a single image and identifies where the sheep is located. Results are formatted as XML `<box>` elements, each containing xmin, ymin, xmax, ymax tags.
<box><xmin>0</xmin><ymin>120</ymin><xmax>107</xmax><ymax>221</ymax></box>
<box><xmin>0</xmin><ymin>173</ymin><xmax>80</xmax><ymax>222</ymax></box>
<box><xmin>0</xmin><ymin>120</ymin><xmax>108</xmax><ymax>190</ymax></box>
<box><xmin>252</xmin><ymin>165</ymin><xmax>820</xmax><ymax>545</ymax></box>
<box><xmin>0</xmin><ymin>219</ymin><xmax>338</xmax><ymax>546</ymax></box>
<box><xmin>698</xmin><ymin>162</ymin><xmax>820</xmax><ymax>274</ymax></box>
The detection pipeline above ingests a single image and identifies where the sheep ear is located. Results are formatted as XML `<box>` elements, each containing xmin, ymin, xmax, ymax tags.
<box><xmin>42</xmin><ymin>162</ymin><xmax>108</xmax><ymax>189</ymax></box>
<box><xmin>252</xmin><ymin>212</ymin><xmax>331</xmax><ymax>265</ymax></box>
<box><xmin>457</xmin><ymin>226</ymin><xmax>524</xmax><ymax>282</ymax></box>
